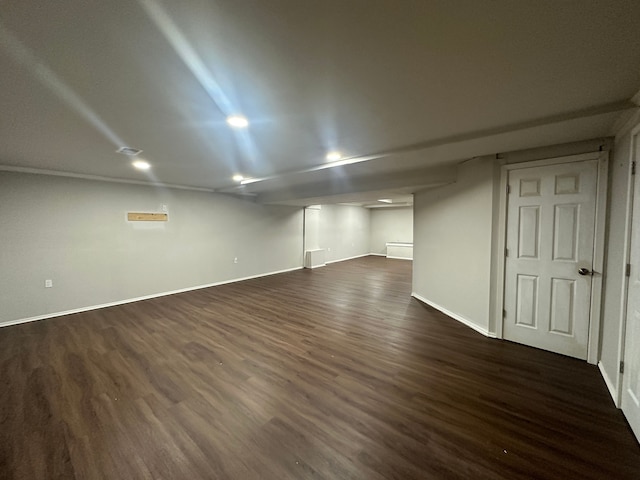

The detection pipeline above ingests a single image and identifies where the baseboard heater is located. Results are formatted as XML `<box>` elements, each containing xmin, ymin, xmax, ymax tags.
<box><xmin>386</xmin><ymin>242</ymin><xmax>413</xmax><ymax>260</ymax></box>
<box><xmin>304</xmin><ymin>249</ymin><xmax>326</xmax><ymax>269</ymax></box>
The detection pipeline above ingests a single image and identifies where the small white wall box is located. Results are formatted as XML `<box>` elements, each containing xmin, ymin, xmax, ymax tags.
<box><xmin>304</xmin><ymin>249</ymin><xmax>326</xmax><ymax>269</ymax></box>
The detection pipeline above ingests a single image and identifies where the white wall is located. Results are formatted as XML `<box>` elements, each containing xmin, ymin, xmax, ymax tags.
<box><xmin>369</xmin><ymin>207</ymin><xmax>413</xmax><ymax>255</ymax></box>
<box><xmin>303</xmin><ymin>206</ymin><xmax>321</xmax><ymax>251</ymax></box>
<box><xmin>412</xmin><ymin>157</ymin><xmax>498</xmax><ymax>335</ymax></box>
<box><xmin>0</xmin><ymin>172</ymin><xmax>304</xmax><ymax>325</ymax></box>
<box><xmin>317</xmin><ymin>204</ymin><xmax>370</xmax><ymax>263</ymax></box>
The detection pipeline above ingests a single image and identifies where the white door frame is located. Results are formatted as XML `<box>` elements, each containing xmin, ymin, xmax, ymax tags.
<box><xmin>615</xmin><ymin>124</ymin><xmax>640</xmax><ymax>406</ymax></box>
<box><xmin>494</xmin><ymin>151</ymin><xmax>609</xmax><ymax>365</ymax></box>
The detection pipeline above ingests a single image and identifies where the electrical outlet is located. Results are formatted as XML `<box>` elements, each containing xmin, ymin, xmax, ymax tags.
<box><xmin>234</xmin><ymin>257</ymin><xmax>238</xmax><ymax>264</ymax></box>
<box><xmin>45</xmin><ymin>279</ymin><xmax>53</xmax><ymax>288</ymax></box>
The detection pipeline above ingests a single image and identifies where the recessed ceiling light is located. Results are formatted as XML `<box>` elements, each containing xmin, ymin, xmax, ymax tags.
<box><xmin>378</xmin><ymin>199</ymin><xmax>392</xmax><ymax>203</ymax></box>
<box><xmin>232</xmin><ymin>174</ymin><xmax>244</xmax><ymax>182</ymax></box>
<box><xmin>226</xmin><ymin>115</ymin><xmax>249</xmax><ymax>128</ymax></box>
<box><xmin>117</xmin><ymin>146</ymin><xmax>143</xmax><ymax>156</ymax></box>
<box><xmin>326</xmin><ymin>151</ymin><xmax>342</xmax><ymax>161</ymax></box>
<box><xmin>132</xmin><ymin>160</ymin><xmax>151</xmax><ymax>170</ymax></box>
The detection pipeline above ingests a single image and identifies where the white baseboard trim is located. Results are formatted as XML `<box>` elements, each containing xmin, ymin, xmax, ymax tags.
<box><xmin>386</xmin><ymin>255</ymin><xmax>413</xmax><ymax>260</ymax></box>
<box><xmin>304</xmin><ymin>264</ymin><xmax>326</xmax><ymax>269</ymax></box>
<box><xmin>326</xmin><ymin>253</ymin><xmax>370</xmax><ymax>264</ymax></box>
<box><xmin>411</xmin><ymin>292</ymin><xmax>495</xmax><ymax>338</ymax></box>
<box><xmin>368</xmin><ymin>253</ymin><xmax>386</xmax><ymax>257</ymax></box>
<box><xmin>0</xmin><ymin>266</ymin><xmax>304</xmax><ymax>329</ymax></box>
<box><xmin>598</xmin><ymin>361</ymin><xmax>620</xmax><ymax>408</ymax></box>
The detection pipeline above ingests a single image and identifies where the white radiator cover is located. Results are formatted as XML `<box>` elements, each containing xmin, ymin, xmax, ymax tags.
<box><xmin>304</xmin><ymin>249</ymin><xmax>326</xmax><ymax>268</ymax></box>
<box><xmin>386</xmin><ymin>242</ymin><xmax>413</xmax><ymax>260</ymax></box>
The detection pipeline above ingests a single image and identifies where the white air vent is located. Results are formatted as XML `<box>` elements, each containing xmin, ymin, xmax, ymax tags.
<box><xmin>117</xmin><ymin>146</ymin><xmax>143</xmax><ymax>156</ymax></box>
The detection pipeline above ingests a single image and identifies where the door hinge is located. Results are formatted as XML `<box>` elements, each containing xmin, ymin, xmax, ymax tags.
<box><xmin>505</xmin><ymin>248</ymin><xmax>509</xmax><ymax>257</ymax></box>
<box><xmin>632</xmin><ymin>161</ymin><xmax>636</xmax><ymax>175</ymax></box>
<box><xmin>503</xmin><ymin>309</ymin><xmax>507</xmax><ymax>318</ymax></box>
<box><xmin>626</xmin><ymin>264</ymin><xmax>631</xmax><ymax>277</ymax></box>
<box><xmin>620</xmin><ymin>361</ymin><xmax>625</xmax><ymax>374</ymax></box>
<box><xmin>506</xmin><ymin>184</ymin><xmax>511</xmax><ymax>194</ymax></box>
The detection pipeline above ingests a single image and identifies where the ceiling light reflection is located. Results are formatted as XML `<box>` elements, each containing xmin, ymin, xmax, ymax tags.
<box><xmin>326</xmin><ymin>151</ymin><xmax>342</xmax><ymax>161</ymax></box>
<box><xmin>226</xmin><ymin>115</ymin><xmax>249</xmax><ymax>128</ymax></box>
<box><xmin>132</xmin><ymin>160</ymin><xmax>151</xmax><ymax>170</ymax></box>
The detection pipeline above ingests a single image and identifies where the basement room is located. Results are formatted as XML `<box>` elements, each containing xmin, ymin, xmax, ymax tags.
<box><xmin>1</xmin><ymin>1</ymin><xmax>640</xmax><ymax>479</ymax></box>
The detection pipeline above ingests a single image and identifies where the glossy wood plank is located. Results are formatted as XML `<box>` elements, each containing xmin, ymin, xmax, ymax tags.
<box><xmin>0</xmin><ymin>256</ymin><xmax>638</xmax><ymax>479</ymax></box>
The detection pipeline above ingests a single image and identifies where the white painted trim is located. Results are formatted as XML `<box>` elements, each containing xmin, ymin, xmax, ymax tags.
<box><xmin>496</xmin><ymin>150</ymin><xmax>608</xmax><ymax>364</ymax></box>
<box><xmin>616</xmin><ymin>125</ymin><xmax>640</xmax><ymax>408</ymax></box>
<box><xmin>502</xmin><ymin>151</ymin><xmax>603</xmax><ymax>170</ymax></box>
<box><xmin>599</xmin><ymin>361</ymin><xmax>620</xmax><ymax>408</ymax></box>
<box><xmin>609</xmin><ymin>109</ymin><xmax>640</xmax><ymax>139</ymax></box>
<box><xmin>0</xmin><ymin>266</ymin><xmax>303</xmax><ymax>328</ymax></box>
<box><xmin>325</xmin><ymin>253</ymin><xmax>370</xmax><ymax>264</ymax></box>
<box><xmin>387</xmin><ymin>256</ymin><xmax>413</xmax><ymax>260</ymax></box>
<box><xmin>0</xmin><ymin>165</ymin><xmax>218</xmax><ymax>193</ymax></box>
<box><xmin>368</xmin><ymin>253</ymin><xmax>386</xmax><ymax>257</ymax></box>
<box><xmin>588</xmin><ymin>152</ymin><xmax>610</xmax><ymax>364</ymax></box>
<box><xmin>365</xmin><ymin>203</ymin><xmax>413</xmax><ymax>209</ymax></box>
<box><xmin>411</xmin><ymin>292</ymin><xmax>496</xmax><ymax>338</ymax></box>
<box><xmin>493</xmin><ymin>158</ymin><xmax>508</xmax><ymax>339</ymax></box>
<box><xmin>304</xmin><ymin>264</ymin><xmax>326</xmax><ymax>269</ymax></box>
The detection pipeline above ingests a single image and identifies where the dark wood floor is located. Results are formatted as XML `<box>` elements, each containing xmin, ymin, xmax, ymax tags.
<box><xmin>1</xmin><ymin>257</ymin><xmax>638</xmax><ymax>479</ymax></box>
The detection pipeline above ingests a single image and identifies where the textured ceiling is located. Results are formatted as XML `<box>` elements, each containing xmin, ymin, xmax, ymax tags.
<box><xmin>1</xmin><ymin>0</ymin><xmax>640</xmax><ymax>204</ymax></box>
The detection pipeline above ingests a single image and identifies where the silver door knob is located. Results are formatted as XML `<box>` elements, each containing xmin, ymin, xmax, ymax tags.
<box><xmin>578</xmin><ymin>268</ymin><xmax>593</xmax><ymax>276</ymax></box>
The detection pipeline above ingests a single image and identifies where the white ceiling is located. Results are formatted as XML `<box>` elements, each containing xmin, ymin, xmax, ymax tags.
<box><xmin>1</xmin><ymin>0</ymin><xmax>640</xmax><ymax>205</ymax></box>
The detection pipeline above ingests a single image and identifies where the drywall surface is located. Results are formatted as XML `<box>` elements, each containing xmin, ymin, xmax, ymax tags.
<box><xmin>413</xmin><ymin>157</ymin><xmax>496</xmax><ymax>332</ymax></box>
<box><xmin>303</xmin><ymin>206</ymin><xmax>321</xmax><ymax>251</ymax></box>
<box><xmin>599</xmin><ymin>123</ymin><xmax>636</xmax><ymax>401</ymax></box>
<box><xmin>317</xmin><ymin>204</ymin><xmax>370</xmax><ymax>263</ymax></box>
<box><xmin>0</xmin><ymin>172</ymin><xmax>303</xmax><ymax>325</ymax></box>
<box><xmin>370</xmin><ymin>207</ymin><xmax>413</xmax><ymax>255</ymax></box>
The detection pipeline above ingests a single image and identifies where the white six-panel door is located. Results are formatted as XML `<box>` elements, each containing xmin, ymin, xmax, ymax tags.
<box><xmin>504</xmin><ymin>160</ymin><xmax>598</xmax><ymax>359</ymax></box>
<box><xmin>622</xmin><ymin>138</ymin><xmax>640</xmax><ymax>442</ymax></box>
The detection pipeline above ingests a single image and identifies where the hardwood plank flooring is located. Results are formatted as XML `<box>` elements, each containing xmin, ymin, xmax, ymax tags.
<box><xmin>0</xmin><ymin>256</ymin><xmax>638</xmax><ymax>479</ymax></box>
